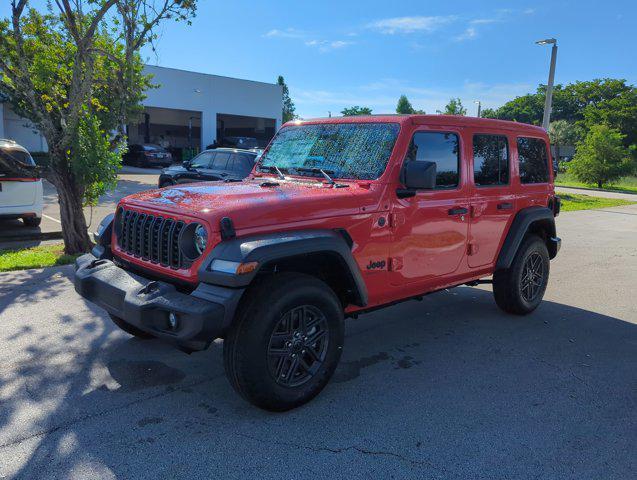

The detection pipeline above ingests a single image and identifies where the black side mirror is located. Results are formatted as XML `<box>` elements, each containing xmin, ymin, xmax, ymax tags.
<box><xmin>403</xmin><ymin>160</ymin><xmax>437</xmax><ymax>190</ymax></box>
<box><xmin>182</xmin><ymin>160</ymin><xmax>192</xmax><ymax>170</ymax></box>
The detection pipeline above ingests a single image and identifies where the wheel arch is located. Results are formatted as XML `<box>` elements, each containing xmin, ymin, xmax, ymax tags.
<box><xmin>496</xmin><ymin>206</ymin><xmax>559</xmax><ymax>271</ymax></box>
<box><xmin>198</xmin><ymin>229</ymin><xmax>368</xmax><ymax>307</ymax></box>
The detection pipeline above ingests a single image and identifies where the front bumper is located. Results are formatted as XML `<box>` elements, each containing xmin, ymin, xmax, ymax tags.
<box><xmin>74</xmin><ymin>254</ymin><xmax>244</xmax><ymax>351</ymax></box>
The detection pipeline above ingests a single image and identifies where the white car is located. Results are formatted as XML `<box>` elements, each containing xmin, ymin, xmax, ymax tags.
<box><xmin>0</xmin><ymin>139</ymin><xmax>43</xmax><ymax>227</ymax></box>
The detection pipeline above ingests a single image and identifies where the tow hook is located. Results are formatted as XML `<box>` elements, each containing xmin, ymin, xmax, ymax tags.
<box><xmin>87</xmin><ymin>259</ymin><xmax>108</xmax><ymax>269</ymax></box>
<box><xmin>138</xmin><ymin>281</ymin><xmax>160</xmax><ymax>296</ymax></box>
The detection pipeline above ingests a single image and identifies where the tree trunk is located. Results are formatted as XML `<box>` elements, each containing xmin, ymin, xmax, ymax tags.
<box><xmin>50</xmin><ymin>165</ymin><xmax>93</xmax><ymax>255</ymax></box>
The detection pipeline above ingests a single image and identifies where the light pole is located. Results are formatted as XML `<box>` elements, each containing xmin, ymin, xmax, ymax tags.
<box><xmin>536</xmin><ymin>37</ymin><xmax>558</xmax><ymax>130</ymax></box>
<box><xmin>474</xmin><ymin>100</ymin><xmax>481</xmax><ymax>118</ymax></box>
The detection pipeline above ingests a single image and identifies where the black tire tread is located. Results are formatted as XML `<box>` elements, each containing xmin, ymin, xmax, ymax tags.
<box><xmin>493</xmin><ymin>234</ymin><xmax>549</xmax><ymax>315</ymax></box>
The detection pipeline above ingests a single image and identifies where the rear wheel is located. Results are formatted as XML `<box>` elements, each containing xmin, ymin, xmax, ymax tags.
<box><xmin>109</xmin><ymin>314</ymin><xmax>154</xmax><ymax>339</ymax></box>
<box><xmin>223</xmin><ymin>273</ymin><xmax>344</xmax><ymax>411</ymax></box>
<box><xmin>493</xmin><ymin>235</ymin><xmax>550</xmax><ymax>315</ymax></box>
<box><xmin>22</xmin><ymin>216</ymin><xmax>41</xmax><ymax>227</ymax></box>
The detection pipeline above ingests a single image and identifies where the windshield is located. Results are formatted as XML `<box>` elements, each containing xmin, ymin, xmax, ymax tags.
<box><xmin>258</xmin><ymin>122</ymin><xmax>400</xmax><ymax>180</ymax></box>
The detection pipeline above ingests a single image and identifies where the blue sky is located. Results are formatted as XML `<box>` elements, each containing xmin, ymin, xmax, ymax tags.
<box><xmin>3</xmin><ymin>1</ymin><xmax>637</xmax><ymax>118</ymax></box>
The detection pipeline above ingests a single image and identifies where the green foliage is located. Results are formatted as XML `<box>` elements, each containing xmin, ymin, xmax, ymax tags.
<box><xmin>72</xmin><ymin>111</ymin><xmax>125</xmax><ymax>205</ymax></box>
<box><xmin>341</xmin><ymin>106</ymin><xmax>373</xmax><ymax>116</ymax></box>
<box><xmin>437</xmin><ymin>98</ymin><xmax>466</xmax><ymax>115</ymax></box>
<box><xmin>568</xmin><ymin>125</ymin><xmax>635</xmax><ymax>188</ymax></box>
<box><xmin>277</xmin><ymin>75</ymin><xmax>296</xmax><ymax>123</ymax></box>
<box><xmin>548</xmin><ymin>120</ymin><xmax>582</xmax><ymax>147</ymax></box>
<box><xmin>396</xmin><ymin>95</ymin><xmax>414</xmax><ymax>114</ymax></box>
<box><xmin>0</xmin><ymin>243</ymin><xmax>79</xmax><ymax>272</ymax></box>
<box><xmin>485</xmin><ymin>79</ymin><xmax>637</xmax><ymax>149</ymax></box>
<box><xmin>558</xmin><ymin>193</ymin><xmax>636</xmax><ymax>212</ymax></box>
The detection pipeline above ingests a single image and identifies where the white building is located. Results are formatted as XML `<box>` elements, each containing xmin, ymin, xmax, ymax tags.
<box><xmin>0</xmin><ymin>65</ymin><xmax>283</xmax><ymax>156</ymax></box>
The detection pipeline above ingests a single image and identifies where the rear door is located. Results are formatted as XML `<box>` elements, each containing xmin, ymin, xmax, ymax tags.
<box><xmin>200</xmin><ymin>151</ymin><xmax>231</xmax><ymax>181</ymax></box>
<box><xmin>226</xmin><ymin>152</ymin><xmax>256</xmax><ymax>180</ymax></box>
<box><xmin>468</xmin><ymin>133</ymin><xmax>516</xmax><ymax>268</ymax></box>
<box><xmin>0</xmin><ymin>148</ymin><xmax>37</xmax><ymax>207</ymax></box>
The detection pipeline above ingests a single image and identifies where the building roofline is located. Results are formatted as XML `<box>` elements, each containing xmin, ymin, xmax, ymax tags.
<box><xmin>143</xmin><ymin>64</ymin><xmax>281</xmax><ymax>89</ymax></box>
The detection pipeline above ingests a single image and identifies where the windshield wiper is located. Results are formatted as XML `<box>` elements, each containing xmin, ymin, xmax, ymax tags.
<box><xmin>259</xmin><ymin>165</ymin><xmax>286</xmax><ymax>180</ymax></box>
<box><xmin>295</xmin><ymin>167</ymin><xmax>336</xmax><ymax>185</ymax></box>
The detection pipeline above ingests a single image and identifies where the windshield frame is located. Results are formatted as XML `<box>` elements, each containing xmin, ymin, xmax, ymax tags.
<box><xmin>256</xmin><ymin>121</ymin><xmax>401</xmax><ymax>181</ymax></box>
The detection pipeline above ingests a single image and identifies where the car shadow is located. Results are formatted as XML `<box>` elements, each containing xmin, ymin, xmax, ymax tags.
<box><xmin>1</xmin><ymin>278</ymin><xmax>635</xmax><ymax>479</ymax></box>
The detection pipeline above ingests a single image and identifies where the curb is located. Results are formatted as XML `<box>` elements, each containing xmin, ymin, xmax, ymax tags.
<box><xmin>555</xmin><ymin>185</ymin><xmax>637</xmax><ymax>196</ymax></box>
<box><xmin>0</xmin><ymin>230</ymin><xmax>64</xmax><ymax>243</ymax></box>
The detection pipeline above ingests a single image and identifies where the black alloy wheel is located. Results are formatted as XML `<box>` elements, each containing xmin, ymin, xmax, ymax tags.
<box><xmin>267</xmin><ymin>305</ymin><xmax>329</xmax><ymax>387</ymax></box>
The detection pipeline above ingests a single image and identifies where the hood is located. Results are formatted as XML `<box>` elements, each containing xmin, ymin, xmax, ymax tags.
<box><xmin>121</xmin><ymin>178</ymin><xmax>381</xmax><ymax>232</ymax></box>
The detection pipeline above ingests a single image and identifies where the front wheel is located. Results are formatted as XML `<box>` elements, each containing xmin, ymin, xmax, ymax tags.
<box><xmin>223</xmin><ymin>273</ymin><xmax>344</xmax><ymax>411</ymax></box>
<box><xmin>22</xmin><ymin>216</ymin><xmax>41</xmax><ymax>227</ymax></box>
<box><xmin>493</xmin><ymin>235</ymin><xmax>550</xmax><ymax>315</ymax></box>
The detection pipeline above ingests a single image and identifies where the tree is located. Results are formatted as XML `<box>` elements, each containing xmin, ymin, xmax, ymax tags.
<box><xmin>0</xmin><ymin>1</ymin><xmax>196</xmax><ymax>254</ymax></box>
<box><xmin>396</xmin><ymin>94</ymin><xmax>414</xmax><ymax>114</ymax></box>
<box><xmin>437</xmin><ymin>98</ymin><xmax>466</xmax><ymax>116</ymax></box>
<box><xmin>568</xmin><ymin>124</ymin><xmax>635</xmax><ymax>188</ymax></box>
<box><xmin>548</xmin><ymin>120</ymin><xmax>582</xmax><ymax>159</ymax></box>
<box><xmin>277</xmin><ymin>75</ymin><xmax>296</xmax><ymax>123</ymax></box>
<box><xmin>341</xmin><ymin>106</ymin><xmax>372</xmax><ymax>116</ymax></box>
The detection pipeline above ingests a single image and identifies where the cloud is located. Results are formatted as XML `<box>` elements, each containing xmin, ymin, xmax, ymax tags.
<box><xmin>263</xmin><ymin>28</ymin><xmax>305</xmax><ymax>39</ymax></box>
<box><xmin>523</xmin><ymin>8</ymin><xmax>536</xmax><ymax>15</ymax></box>
<box><xmin>293</xmin><ymin>79</ymin><xmax>534</xmax><ymax>119</ymax></box>
<box><xmin>367</xmin><ymin>15</ymin><xmax>457</xmax><ymax>34</ymax></box>
<box><xmin>470</xmin><ymin>18</ymin><xmax>498</xmax><ymax>25</ymax></box>
<box><xmin>454</xmin><ymin>27</ymin><xmax>477</xmax><ymax>41</ymax></box>
<box><xmin>304</xmin><ymin>39</ymin><xmax>354</xmax><ymax>52</ymax></box>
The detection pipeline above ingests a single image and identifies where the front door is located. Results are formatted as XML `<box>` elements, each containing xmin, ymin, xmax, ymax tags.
<box><xmin>390</xmin><ymin>130</ymin><xmax>470</xmax><ymax>287</ymax></box>
<box><xmin>468</xmin><ymin>133</ymin><xmax>516</xmax><ymax>268</ymax></box>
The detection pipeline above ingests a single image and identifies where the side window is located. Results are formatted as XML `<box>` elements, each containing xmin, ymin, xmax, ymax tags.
<box><xmin>211</xmin><ymin>151</ymin><xmax>231</xmax><ymax>170</ymax></box>
<box><xmin>408</xmin><ymin>132</ymin><xmax>460</xmax><ymax>188</ymax></box>
<box><xmin>473</xmin><ymin>135</ymin><xmax>509</xmax><ymax>186</ymax></box>
<box><xmin>518</xmin><ymin>137</ymin><xmax>549</xmax><ymax>184</ymax></box>
<box><xmin>190</xmin><ymin>152</ymin><xmax>214</xmax><ymax>169</ymax></box>
<box><xmin>230</xmin><ymin>153</ymin><xmax>255</xmax><ymax>175</ymax></box>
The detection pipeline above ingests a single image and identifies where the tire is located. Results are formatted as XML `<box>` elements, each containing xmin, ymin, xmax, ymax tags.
<box><xmin>223</xmin><ymin>273</ymin><xmax>344</xmax><ymax>411</ymax></box>
<box><xmin>493</xmin><ymin>234</ymin><xmax>550</xmax><ymax>315</ymax></box>
<box><xmin>22</xmin><ymin>217</ymin><xmax>41</xmax><ymax>227</ymax></box>
<box><xmin>109</xmin><ymin>313</ymin><xmax>154</xmax><ymax>339</ymax></box>
<box><xmin>159</xmin><ymin>179</ymin><xmax>175</xmax><ymax>188</ymax></box>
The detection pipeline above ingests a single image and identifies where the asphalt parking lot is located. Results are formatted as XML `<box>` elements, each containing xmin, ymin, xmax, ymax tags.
<box><xmin>0</xmin><ymin>205</ymin><xmax>635</xmax><ymax>479</ymax></box>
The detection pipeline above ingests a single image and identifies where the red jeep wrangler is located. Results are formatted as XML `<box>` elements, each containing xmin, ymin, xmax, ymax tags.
<box><xmin>75</xmin><ymin>115</ymin><xmax>561</xmax><ymax>411</ymax></box>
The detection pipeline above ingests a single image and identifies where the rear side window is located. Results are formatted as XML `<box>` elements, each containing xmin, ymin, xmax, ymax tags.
<box><xmin>409</xmin><ymin>132</ymin><xmax>460</xmax><ymax>188</ymax></box>
<box><xmin>473</xmin><ymin>135</ymin><xmax>509</xmax><ymax>186</ymax></box>
<box><xmin>229</xmin><ymin>153</ymin><xmax>255</xmax><ymax>176</ymax></box>
<box><xmin>518</xmin><ymin>137</ymin><xmax>549</xmax><ymax>184</ymax></box>
<box><xmin>212</xmin><ymin>151</ymin><xmax>231</xmax><ymax>170</ymax></box>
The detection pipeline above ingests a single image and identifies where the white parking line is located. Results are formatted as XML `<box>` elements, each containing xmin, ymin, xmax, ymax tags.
<box><xmin>43</xmin><ymin>214</ymin><xmax>61</xmax><ymax>224</ymax></box>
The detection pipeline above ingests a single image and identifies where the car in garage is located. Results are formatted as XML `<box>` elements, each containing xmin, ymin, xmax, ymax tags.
<box><xmin>158</xmin><ymin>148</ymin><xmax>260</xmax><ymax>187</ymax></box>
<box><xmin>123</xmin><ymin>144</ymin><xmax>173</xmax><ymax>168</ymax></box>
<box><xmin>0</xmin><ymin>139</ymin><xmax>43</xmax><ymax>227</ymax></box>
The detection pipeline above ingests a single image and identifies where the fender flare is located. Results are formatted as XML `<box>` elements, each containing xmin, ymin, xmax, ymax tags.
<box><xmin>496</xmin><ymin>206</ymin><xmax>558</xmax><ymax>271</ymax></box>
<box><xmin>197</xmin><ymin>229</ymin><xmax>368</xmax><ymax>307</ymax></box>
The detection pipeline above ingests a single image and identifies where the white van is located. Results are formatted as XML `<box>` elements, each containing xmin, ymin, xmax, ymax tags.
<box><xmin>0</xmin><ymin>139</ymin><xmax>43</xmax><ymax>227</ymax></box>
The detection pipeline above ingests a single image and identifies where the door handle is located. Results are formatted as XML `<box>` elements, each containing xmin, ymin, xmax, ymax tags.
<box><xmin>497</xmin><ymin>202</ymin><xmax>514</xmax><ymax>210</ymax></box>
<box><xmin>448</xmin><ymin>207</ymin><xmax>468</xmax><ymax>215</ymax></box>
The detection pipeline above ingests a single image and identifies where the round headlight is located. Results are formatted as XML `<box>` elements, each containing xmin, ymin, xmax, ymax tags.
<box><xmin>194</xmin><ymin>224</ymin><xmax>208</xmax><ymax>255</ymax></box>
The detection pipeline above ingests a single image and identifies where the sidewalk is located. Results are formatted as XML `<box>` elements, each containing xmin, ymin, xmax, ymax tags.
<box><xmin>555</xmin><ymin>185</ymin><xmax>637</xmax><ymax>200</ymax></box>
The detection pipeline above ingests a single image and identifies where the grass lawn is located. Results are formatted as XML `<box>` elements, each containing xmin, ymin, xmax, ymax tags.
<box><xmin>559</xmin><ymin>193</ymin><xmax>637</xmax><ymax>212</ymax></box>
<box><xmin>0</xmin><ymin>243</ymin><xmax>79</xmax><ymax>272</ymax></box>
<box><xmin>555</xmin><ymin>172</ymin><xmax>637</xmax><ymax>194</ymax></box>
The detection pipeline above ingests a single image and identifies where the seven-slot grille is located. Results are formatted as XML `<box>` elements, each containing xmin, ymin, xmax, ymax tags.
<box><xmin>117</xmin><ymin>208</ymin><xmax>187</xmax><ymax>269</ymax></box>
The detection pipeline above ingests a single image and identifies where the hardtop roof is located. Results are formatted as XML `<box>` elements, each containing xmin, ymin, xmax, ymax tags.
<box><xmin>284</xmin><ymin>114</ymin><xmax>546</xmax><ymax>135</ymax></box>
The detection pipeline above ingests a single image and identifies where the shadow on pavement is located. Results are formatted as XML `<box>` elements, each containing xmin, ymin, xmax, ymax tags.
<box><xmin>0</xmin><ymin>273</ymin><xmax>635</xmax><ymax>479</ymax></box>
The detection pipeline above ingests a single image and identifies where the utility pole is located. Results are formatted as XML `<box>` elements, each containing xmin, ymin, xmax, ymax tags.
<box><xmin>536</xmin><ymin>38</ymin><xmax>558</xmax><ymax>130</ymax></box>
<box><xmin>474</xmin><ymin>100</ymin><xmax>481</xmax><ymax>118</ymax></box>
